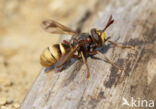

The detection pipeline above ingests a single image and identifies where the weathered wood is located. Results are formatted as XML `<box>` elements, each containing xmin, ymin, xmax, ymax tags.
<box><xmin>20</xmin><ymin>0</ymin><xmax>156</xmax><ymax>109</ymax></box>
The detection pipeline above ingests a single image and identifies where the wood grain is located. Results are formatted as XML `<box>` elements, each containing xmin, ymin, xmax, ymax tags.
<box><xmin>20</xmin><ymin>0</ymin><xmax>156</xmax><ymax>109</ymax></box>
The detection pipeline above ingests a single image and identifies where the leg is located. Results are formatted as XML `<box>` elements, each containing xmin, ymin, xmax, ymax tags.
<box><xmin>108</xmin><ymin>40</ymin><xmax>135</xmax><ymax>50</ymax></box>
<box><xmin>81</xmin><ymin>51</ymin><xmax>90</xmax><ymax>80</ymax></box>
<box><xmin>55</xmin><ymin>46</ymin><xmax>80</xmax><ymax>69</ymax></box>
<box><xmin>88</xmin><ymin>51</ymin><xmax>98</xmax><ymax>55</ymax></box>
<box><xmin>104</xmin><ymin>36</ymin><xmax>111</xmax><ymax>42</ymax></box>
<box><xmin>97</xmin><ymin>51</ymin><xmax>122</xmax><ymax>71</ymax></box>
<box><xmin>72</xmin><ymin>55</ymin><xmax>79</xmax><ymax>58</ymax></box>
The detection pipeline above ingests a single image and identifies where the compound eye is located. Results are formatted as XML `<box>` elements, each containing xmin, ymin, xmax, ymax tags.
<box><xmin>93</xmin><ymin>33</ymin><xmax>99</xmax><ymax>41</ymax></box>
<box><xmin>91</xmin><ymin>28</ymin><xmax>99</xmax><ymax>41</ymax></box>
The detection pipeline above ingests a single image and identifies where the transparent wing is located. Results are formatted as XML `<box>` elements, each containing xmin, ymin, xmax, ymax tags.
<box><xmin>42</xmin><ymin>19</ymin><xmax>78</xmax><ymax>35</ymax></box>
<box><xmin>55</xmin><ymin>46</ymin><xmax>79</xmax><ymax>68</ymax></box>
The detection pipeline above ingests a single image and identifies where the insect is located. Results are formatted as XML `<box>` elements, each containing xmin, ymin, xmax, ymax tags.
<box><xmin>40</xmin><ymin>15</ymin><xmax>134</xmax><ymax>79</ymax></box>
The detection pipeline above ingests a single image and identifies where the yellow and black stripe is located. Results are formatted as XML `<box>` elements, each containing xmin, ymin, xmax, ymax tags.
<box><xmin>40</xmin><ymin>43</ymin><xmax>71</xmax><ymax>67</ymax></box>
<box><xmin>95</xmin><ymin>30</ymin><xmax>106</xmax><ymax>45</ymax></box>
<box><xmin>91</xmin><ymin>28</ymin><xmax>106</xmax><ymax>47</ymax></box>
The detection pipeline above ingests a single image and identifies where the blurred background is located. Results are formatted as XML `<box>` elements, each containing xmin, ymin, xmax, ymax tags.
<box><xmin>0</xmin><ymin>0</ymin><xmax>97</xmax><ymax>108</ymax></box>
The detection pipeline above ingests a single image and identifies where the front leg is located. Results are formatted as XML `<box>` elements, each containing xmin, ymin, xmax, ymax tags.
<box><xmin>81</xmin><ymin>51</ymin><xmax>90</xmax><ymax>80</ymax></box>
<box><xmin>89</xmin><ymin>50</ymin><xmax>123</xmax><ymax>71</ymax></box>
<box><xmin>97</xmin><ymin>51</ymin><xmax>122</xmax><ymax>71</ymax></box>
<box><xmin>108</xmin><ymin>40</ymin><xmax>135</xmax><ymax>50</ymax></box>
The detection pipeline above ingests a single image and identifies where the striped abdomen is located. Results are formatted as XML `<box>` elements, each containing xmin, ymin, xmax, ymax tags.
<box><xmin>40</xmin><ymin>43</ymin><xmax>71</xmax><ymax>67</ymax></box>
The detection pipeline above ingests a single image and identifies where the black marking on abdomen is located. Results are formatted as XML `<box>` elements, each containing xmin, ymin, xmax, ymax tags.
<box><xmin>61</xmin><ymin>43</ymin><xmax>71</xmax><ymax>53</ymax></box>
<box><xmin>53</xmin><ymin>44</ymin><xmax>62</xmax><ymax>57</ymax></box>
<box><xmin>48</xmin><ymin>47</ymin><xmax>57</xmax><ymax>61</ymax></box>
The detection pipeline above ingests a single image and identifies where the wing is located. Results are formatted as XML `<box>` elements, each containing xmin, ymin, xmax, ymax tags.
<box><xmin>55</xmin><ymin>46</ymin><xmax>79</xmax><ymax>69</ymax></box>
<box><xmin>42</xmin><ymin>19</ymin><xmax>78</xmax><ymax>35</ymax></box>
